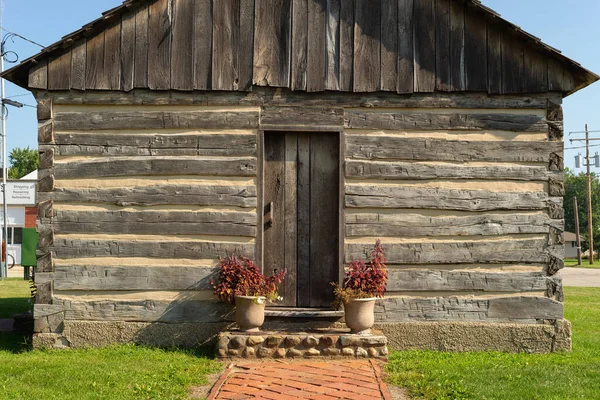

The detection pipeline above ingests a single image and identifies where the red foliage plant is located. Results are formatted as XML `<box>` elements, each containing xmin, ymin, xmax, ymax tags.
<box><xmin>211</xmin><ymin>255</ymin><xmax>286</xmax><ymax>305</ymax></box>
<box><xmin>333</xmin><ymin>240</ymin><xmax>387</xmax><ymax>304</ymax></box>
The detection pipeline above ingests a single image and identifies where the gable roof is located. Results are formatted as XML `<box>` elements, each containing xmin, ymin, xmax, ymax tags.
<box><xmin>3</xmin><ymin>0</ymin><xmax>598</xmax><ymax>95</ymax></box>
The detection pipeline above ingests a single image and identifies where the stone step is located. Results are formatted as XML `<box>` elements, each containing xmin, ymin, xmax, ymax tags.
<box><xmin>217</xmin><ymin>329</ymin><xmax>389</xmax><ymax>360</ymax></box>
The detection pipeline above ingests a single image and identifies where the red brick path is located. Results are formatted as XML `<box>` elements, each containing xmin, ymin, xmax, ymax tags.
<box><xmin>208</xmin><ymin>360</ymin><xmax>392</xmax><ymax>400</ymax></box>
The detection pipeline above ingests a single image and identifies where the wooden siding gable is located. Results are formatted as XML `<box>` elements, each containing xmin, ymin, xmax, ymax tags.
<box><xmin>5</xmin><ymin>0</ymin><xmax>598</xmax><ymax>95</ymax></box>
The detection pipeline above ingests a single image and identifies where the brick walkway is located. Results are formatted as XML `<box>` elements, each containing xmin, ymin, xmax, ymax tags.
<box><xmin>207</xmin><ymin>360</ymin><xmax>391</xmax><ymax>400</ymax></box>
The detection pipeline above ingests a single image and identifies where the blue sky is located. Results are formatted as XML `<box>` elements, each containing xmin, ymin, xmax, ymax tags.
<box><xmin>2</xmin><ymin>0</ymin><xmax>599</xmax><ymax>170</ymax></box>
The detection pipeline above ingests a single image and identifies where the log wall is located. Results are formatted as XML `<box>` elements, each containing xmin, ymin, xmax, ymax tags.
<box><xmin>33</xmin><ymin>89</ymin><xmax>565</xmax><ymax>338</ymax></box>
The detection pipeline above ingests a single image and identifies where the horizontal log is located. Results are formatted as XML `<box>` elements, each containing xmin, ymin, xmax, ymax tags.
<box><xmin>345</xmin><ymin>184</ymin><xmax>559</xmax><ymax>212</ymax></box>
<box><xmin>44</xmin><ymin>89</ymin><xmax>559</xmax><ymax>109</ymax></box>
<box><xmin>37</xmin><ymin>253</ymin><xmax>54</xmax><ymax>273</ymax></box>
<box><xmin>345</xmin><ymin>111</ymin><xmax>549</xmax><ymax>132</ymax></box>
<box><xmin>37</xmin><ymin>98</ymin><xmax>52</xmax><ymax>121</ymax></box>
<box><xmin>55</xmin><ymin>297</ymin><xmax>233</xmax><ymax>323</ymax></box>
<box><xmin>52</xmin><ymin>238</ymin><xmax>255</xmax><ymax>259</ymax></box>
<box><xmin>39</xmin><ymin>184</ymin><xmax>257</xmax><ymax>208</ymax></box>
<box><xmin>345</xmin><ymin>212</ymin><xmax>560</xmax><ymax>237</ymax></box>
<box><xmin>260</xmin><ymin>106</ymin><xmax>344</xmax><ymax>130</ymax></box>
<box><xmin>346</xmin><ymin>136</ymin><xmax>562</xmax><ymax>164</ymax></box>
<box><xmin>53</xmin><ymin>110</ymin><xmax>260</xmax><ymax>131</ymax></box>
<box><xmin>53</xmin><ymin>265</ymin><xmax>216</xmax><ymax>291</ymax></box>
<box><xmin>53</xmin><ymin>209</ymin><xmax>257</xmax><ymax>236</ymax></box>
<box><xmin>375</xmin><ymin>296</ymin><xmax>563</xmax><ymax>322</ymax></box>
<box><xmin>345</xmin><ymin>160</ymin><xmax>558</xmax><ymax>181</ymax></box>
<box><xmin>52</xmin><ymin>156</ymin><xmax>257</xmax><ymax>179</ymax></box>
<box><xmin>38</xmin><ymin>120</ymin><xmax>54</xmax><ymax>143</ymax></box>
<box><xmin>346</xmin><ymin>238</ymin><xmax>550</xmax><ymax>264</ymax></box>
<box><xmin>385</xmin><ymin>269</ymin><xmax>549</xmax><ymax>292</ymax></box>
<box><xmin>47</xmin><ymin>132</ymin><xmax>256</xmax><ymax>157</ymax></box>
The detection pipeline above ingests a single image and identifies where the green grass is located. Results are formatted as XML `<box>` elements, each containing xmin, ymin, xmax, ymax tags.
<box><xmin>386</xmin><ymin>287</ymin><xmax>600</xmax><ymax>400</ymax></box>
<box><xmin>565</xmin><ymin>258</ymin><xmax>600</xmax><ymax>269</ymax></box>
<box><xmin>0</xmin><ymin>278</ymin><xmax>32</xmax><ymax>318</ymax></box>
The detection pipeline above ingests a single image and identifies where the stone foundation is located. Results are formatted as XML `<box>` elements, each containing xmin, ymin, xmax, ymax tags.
<box><xmin>216</xmin><ymin>330</ymin><xmax>389</xmax><ymax>359</ymax></box>
<box><xmin>31</xmin><ymin>319</ymin><xmax>572</xmax><ymax>354</ymax></box>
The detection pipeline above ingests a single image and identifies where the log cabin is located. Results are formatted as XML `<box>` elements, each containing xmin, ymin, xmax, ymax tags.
<box><xmin>3</xmin><ymin>0</ymin><xmax>598</xmax><ymax>352</ymax></box>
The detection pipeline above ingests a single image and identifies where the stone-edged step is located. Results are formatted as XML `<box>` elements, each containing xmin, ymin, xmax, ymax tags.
<box><xmin>216</xmin><ymin>329</ymin><xmax>389</xmax><ymax>360</ymax></box>
<box><xmin>264</xmin><ymin>308</ymin><xmax>344</xmax><ymax>318</ymax></box>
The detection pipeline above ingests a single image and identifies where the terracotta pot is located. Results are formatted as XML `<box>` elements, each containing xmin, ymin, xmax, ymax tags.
<box><xmin>344</xmin><ymin>298</ymin><xmax>377</xmax><ymax>334</ymax></box>
<box><xmin>234</xmin><ymin>295</ymin><xmax>266</xmax><ymax>332</ymax></box>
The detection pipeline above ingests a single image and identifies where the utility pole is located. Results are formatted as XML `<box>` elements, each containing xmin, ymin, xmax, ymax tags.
<box><xmin>574</xmin><ymin>197</ymin><xmax>582</xmax><ymax>265</ymax></box>
<box><xmin>586</xmin><ymin>124</ymin><xmax>594</xmax><ymax>264</ymax></box>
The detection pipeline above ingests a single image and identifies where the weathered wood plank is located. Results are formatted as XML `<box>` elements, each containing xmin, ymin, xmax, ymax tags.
<box><xmin>524</xmin><ymin>48</ymin><xmax>548</xmax><ymax>93</ymax></box>
<box><xmin>37</xmin><ymin>98</ymin><xmax>52</xmax><ymax>121</ymax></box>
<box><xmin>339</xmin><ymin>0</ymin><xmax>354</xmax><ymax>92</ymax></box>
<box><xmin>36</xmin><ymin>252</ymin><xmax>53</xmax><ymax>273</ymax></box>
<box><xmin>375</xmin><ymin>296</ymin><xmax>563</xmax><ymax>322</ymax></box>
<box><xmin>35</xmin><ymin>282</ymin><xmax>52</xmax><ymax>305</ymax></box>
<box><xmin>548</xmin><ymin>58</ymin><xmax>564</xmax><ymax>92</ymax></box>
<box><xmin>46</xmin><ymin>88</ymin><xmax>556</xmax><ymax>109</ymax></box>
<box><xmin>502</xmin><ymin>34</ymin><xmax>524</xmax><ymax>94</ymax></box>
<box><xmin>120</xmin><ymin>12</ymin><xmax>135</xmax><ymax>92</ymax></box>
<box><xmin>56</xmin><ymin>297</ymin><xmax>232</xmax><ymax>323</ymax></box>
<box><xmin>193</xmin><ymin>0</ymin><xmax>213</xmax><ymax>90</ymax></box>
<box><xmin>435</xmin><ymin>0</ymin><xmax>451</xmax><ymax>92</ymax></box>
<box><xmin>148</xmin><ymin>0</ymin><xmax>172</xmax><ymax>90</ymax></box>
<box><xmin>53</xmin><ymin>265</ymin><xmax>217</xmax><ymax>291</ymax></box>
<box><xmin>260</xmin><ymin>106</ymin><xmax>343</xmax><ymax>129</ymax></box>
<box><xmin>53</xmin><ymin>209</ymin><xmax>256</xmax><ymax>236</ymax></box>
<box><xmin>296</xmin><ymin>133</ymin><xmax>311</xmax><ymax>306</ymax></box>
<box><xmin>464</xmin><ymin>10</ymin><xmax>487</xmax><ymax>91</ymax></box>
<box><xmin>38</xmin><ymin>121</ymin><xmax>54</xmax><ymax>144</ymax></box>
<box><xmin>345</xmin><ymin>184</ymin><xmax>557</xmax><ymax>212</ymax></box>
<box><xmin>52</xmin><ymin>238</ymin><xmax>255</xmax><ymax>260</ymax></box>
<box><xmin>38</xmin><ymin>225</ymin><xmax>54</xmax><ymax>248</ymax></box>
<box><xmin>397</xmin><ymin>0</ymin><xmax>414</xmax><ymax>93</ymax></box>
<box><xmin>213</xmin><ymin>0</ymin><xmax>240</xmax><ymax>91</ymax></box>
<box><xmin>384</xmin><ymin>270</ymin><xmax>550</xmax><ymax>292</ymax></box>
<box><xmin>325</xmin><ymin>0</ymin><xmax>341</xmax><ymax>91</ymax></box>
<box><xmin>353</xmin><ymin>0</ymin><xmax>380</xmax><ymax>92</ymax></box>
<box><xmin>53</xmin><ymin>110</ymin><xmax>259</xmax><ymax>130</ymax></box>
<box><xmin>291</xmin><ymin>0</ymin><xmax>308</xmax><ymax>91</ymax></box>
<box><xmin>254</xmin><ymin>0</ymin><xmax>291</xmax><ymax>88</ymax></box>
<box><xmin>39</xmin><ymin>148</ymin><xmax>55</xmax><ymax>170</ymax></box>
<box><xmin>134</xmin><ymin>3</ymin><xmax>150</xmax><ymax>88</ymax></box>
<box><xmin>39</xmin><ymin>184</ymin><xmax>257</xmax><ymax>208</ymax></box>
<box><xmin>346</xmin><ymin>238</ymin><xmax>551</xmax><ymax>264</ymax></box>
<box><xmin>283</xmin><ymin>134</ymin><xmax>298</xmax><ymax>307</ymax></box>
<box><xmin>50</xmin><ymin>132</ymin><xmax>256</xmax><ymax>157</ymax></box>
<box><xmin>29</xmin><ymin>59</ymin><xmax>48</xmax><ymax>90</ymax></box>
<box><xmin>449</xmin><ymin>1</ymin><xmax>465</xmax><ymax>91</ymax></box>
<box><xmin>52</xmin><ymin>156</ymin><xmax>256</xmax><ymax>179</ymax></box>
<box><xmin>345</xmin><ymin>160</ymin><xmax>558</xmax><ymax>181</ymax></box>
<box><xmin>85</xmin><ymin>32</ymin><xmax>106</xmax><ymax>89</ymax></box>
<box><xmin>380</xmin><ymin>0</ymin><xmax>397</xmax><ymax>91</ymax></box>
<box><xmin>171</xmin><ymin>0</ymin><xmax>195</xmax><ymax>91</ymax></box>
<box><xmin>345</xmin><ymin>211</ymin><xmax>559</xmax><ymax>237</ymax></box>
<box><xmin>307</xmin><ymin>0</ymin><xmax>326</xmax><ymax>92</ymax></box>
<box><xmin>346</xmin><ymin>136</ymin><xmax>561</xmax><ymax>164</ymax></box>
<box><xmin>104</xmin><ymin>22</ymin><xmax>122</xmax><ymax>90</ymax></box>
<box><xmin>344</xmin><ymin>111</ymin><xmax>549</xmax><ymax>132</ymax></box>
<box><xmin>48</xmin><ymin>50</ymin><xmax>72</xmax><ymax>91</ymax></box>
<box><xmin>239</xmin><ymin>0</ymin><xmax>255</xmax><ymax>90</ymax></box>
<box><xmin>413</xmin><ymin>0</ymin><xmax>435</xmax><ymax>92</ymax></box>
<box><xmin>487</xmin><ymin>25</ymin><xmax>502</xmax><ymax>94</ymax></box>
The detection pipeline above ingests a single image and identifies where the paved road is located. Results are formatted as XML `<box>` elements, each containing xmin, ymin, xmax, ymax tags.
<box><xmin>561</xmin><ymin>268</ymin><xmax>600</xmax><ymax>287</ymax></box>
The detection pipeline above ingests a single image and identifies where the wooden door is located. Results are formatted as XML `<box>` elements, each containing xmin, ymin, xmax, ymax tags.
<box><xmin>263</xmin><ymin>132</ymin><xmax>339</xmax><ymax>308</ymax></box>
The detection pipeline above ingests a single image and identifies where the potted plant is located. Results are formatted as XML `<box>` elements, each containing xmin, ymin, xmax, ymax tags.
<box><xmin>333</xmin><ymin>240</ymin><xmax>387</xmax><ymax>334</ymax></box>
<box><xmin>211</xmin><ymin>255</ymin><xmax>286</xmax><ymax>332</ymax></box>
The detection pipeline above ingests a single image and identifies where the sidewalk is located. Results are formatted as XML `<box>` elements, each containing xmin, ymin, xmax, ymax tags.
<box><xmin>561</xmin><ymin>268</ymin><xmax>600</xmax><ymax>287</ymax></box>
<box><xmin>207</xmin><ymin>360</ymin><xmax>393</xmax><ymax>400</ymax></box>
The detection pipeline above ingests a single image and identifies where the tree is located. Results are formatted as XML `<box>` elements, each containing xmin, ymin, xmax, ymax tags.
<box><xmin>563</xmin><ymin>168</ymin><xmax>600</xmax><ymax>252</ymax></box>
<box><xmin>8</xmin><ymin>147</ymin><xmax>39</xmax><ymax>179</ymax></box>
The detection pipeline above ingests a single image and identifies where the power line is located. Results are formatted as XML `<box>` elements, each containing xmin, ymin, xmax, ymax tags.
<box><xmin>1</xmin><ymin>28</ymin><xmax>44</xmax><ymax>49</ymax></box>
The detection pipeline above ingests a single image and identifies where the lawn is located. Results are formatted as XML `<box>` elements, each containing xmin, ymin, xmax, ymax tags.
<box><xmin>565</xmin><ymin>258</ymin><xmax>600</xmax><ymax>269</ymax></box>
<box><xmin>386</xmin><ymin>287</ymin><xmax>600</xmax><ymax>400</ymax></box>
<box><xmin>0</xmin><ymin>278</ymin><xmax>221</xmax><ymax>400</ymax></box>
<box><xmin>0</xmin><ymin>278</ymin><xmax>32</xmax><ymax>318</ymax></box>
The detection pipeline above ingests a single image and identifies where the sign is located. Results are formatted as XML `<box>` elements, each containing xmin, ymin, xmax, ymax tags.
<box><xmin>0</xmin><ymin>182</ymin><xmax>36</xmax><ymax>206</ymax></box>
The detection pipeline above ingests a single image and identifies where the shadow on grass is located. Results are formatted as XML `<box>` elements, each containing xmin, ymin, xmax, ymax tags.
<box><xmin>0</xmin><ymin>297</ymin><xmax>32</xmax><ymax>319</ymax></box>
<box><xmin>0</xmin><ymin>332</ymin><xmax>32</xmax><ymax>354</ymax></box>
